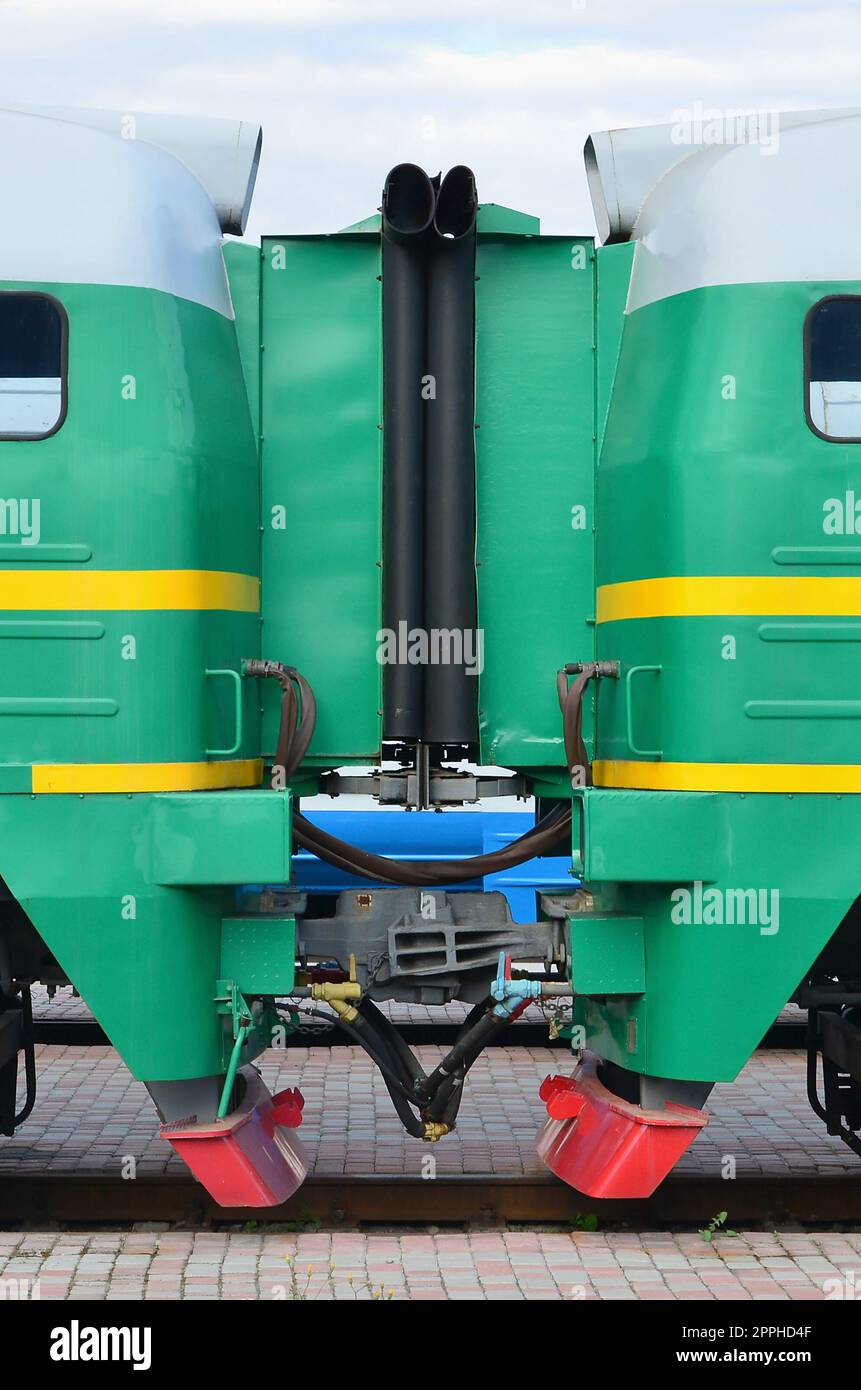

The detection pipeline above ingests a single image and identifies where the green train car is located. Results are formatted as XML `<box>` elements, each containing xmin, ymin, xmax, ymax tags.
<box><xmin>1</xmin><ymin>103</ymin><xmax>860</xmax><ymax>1206</ymax></box>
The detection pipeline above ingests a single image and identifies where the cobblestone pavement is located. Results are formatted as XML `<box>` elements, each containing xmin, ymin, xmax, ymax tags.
<box><xmin>0</xmin><ymin>1228</ymin><xmax>858</xmax><ymax>1301</ymax></box>
<box><xmin>3</xmin><ymin>1031</ymin><xmax>859</xmax><ymax>1303</ymax></box>
<box><xmin>2</xmin><ymin>1043</ymin><xmax>853</xmax><ymax>1178</ymax></box>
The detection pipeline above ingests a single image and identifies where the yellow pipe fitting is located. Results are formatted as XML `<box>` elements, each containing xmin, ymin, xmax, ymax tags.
<box><xmin>422</xmin><ymin>1121</ymin><xmax>451</xmax><ymax>1142</ymax></box>
<box><xmin>327</xmin><ymin>997</ymin><xmax>360</xmax><ymax>1024</ymax></box>
<box><xmin>310</xmin><ymin>982</ymin><xmax>362</xmax><ymax>1002</ymax></box>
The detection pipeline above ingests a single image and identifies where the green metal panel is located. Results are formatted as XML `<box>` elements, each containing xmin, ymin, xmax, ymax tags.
<box><xmin>476</xmin><ymin>205</ymin><xmax>540</xmax><ymax>235</ymax></box>
<box><xmin>0</xmin><ymin>613</ymin><xmax>255</xmax><ymax>767</ymax></box>
<box><xmin>148</xmin><ymin>790</ymin><xmax>291</xmax><ymax>885</ymax></box>
<box><xmin>569</xmin><ymin>912</ymin><xmax>644</xmax><ymax>994</ymax></box>
<box><xmin>596</xmin><ymin>279</ymin><xmax>861</xmax><ymax>768</ymax></box>
<box><xmin>224</xmin><ymin>241</ymin><xmax>262</xmax><ymax>444</ymax></box>
<box><xmin>0</xmin><ymin>277</ymin><xmax>265</xmax><ymax>1086</ymax></box>
<box><xmin>259</xmin><ymin>235</ymin><xmax>383</xmax><ymax>765</ymax></box>
<box><xmin>475</xmin><ymin>235</ymin><xmax>597</xmax><ymax>769</ymax></box>
<box><xmin>0</xmin><ymin>794</ymin><xmax>229</xmax><ymax>1080</ymax></box>
<box><xmin>221</xmin><ymin>915</ymin><xmax>296</xmax><ymax>994</ymax></box>
<box><xmin>575</xmin><ymin>787</ymin><xmax>728</xmax><ymax>882</ymax></box>
<box><xmin>338</xmin><ymin>215</ymin><xmax>381</xmax><ymax>234</ymax></box>
<box><xmin>595</xmin><ymin>243</ymin><xmax>633</xmax><ymax>451</ymax></box>
<box><xmin>573</xmin><ymin>792</ymin><xmax>861</xmax><ymax>1082</ymax></box>
<box><xmin>0</xmin><ymin>280</ymin><xmax>260</xmax><ymax>771</ymax></box>
<box><xmin>574</xmin><ymin>278</ymin><xmax>861</xmax><ymax>1080</ymax></box>
<box><xmin>0</xmin><ymin>790</ymin><xmax>293</xmax><ymax>1080</ymax></box>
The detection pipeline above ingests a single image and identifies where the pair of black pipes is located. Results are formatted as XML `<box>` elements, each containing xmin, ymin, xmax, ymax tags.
<box><xmin>381</xmin><ymin>163</ymin><xmax>479</xmax><ymax>747</ymax></box>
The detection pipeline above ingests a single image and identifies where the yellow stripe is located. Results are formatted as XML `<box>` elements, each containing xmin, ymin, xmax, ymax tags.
<box><xmin>596</xmin><ymin>576</ymin><xmax>861</xmax><ymax>623</ymax></box>
<box><xmin>32</xmin><ymin>758</ymin><xmax>263</xmax><ymax>794</ymax></box>
<box><xmin>0</xmin><ymin>570</ymin><xmax>259</xmax><ymax>612</ymax></box>
<box><xmin>594</xmin><ymin>759</ymin><xmax>861</xmax><ymax>793</ymax></box>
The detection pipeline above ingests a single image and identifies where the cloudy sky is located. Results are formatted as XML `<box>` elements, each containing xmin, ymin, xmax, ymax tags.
<box><xmin>2</xmin><ymin>0</ymin><xmax>860</xmax><ymax>241</ymax></box>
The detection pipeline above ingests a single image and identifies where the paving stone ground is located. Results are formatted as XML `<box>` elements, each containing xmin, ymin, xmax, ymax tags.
<box><xmin>2</xmin><ymin>1042</ymin><xmax>853</xmax><ymax>1178</ymax></box>
<box><xmin>0</xmin><ymin>1228</ymin><xmax>858</xmax><ymax>1301</ymax></box>
<box><xmin>3</xmin><ymin>1023</ymin><xmax>856</xmax><ymax>1301</ymax></box>
<box><xmin>4</xmin><ymin>1004</ymin><xmax>856</xmax><ymax>1301</ymax></box>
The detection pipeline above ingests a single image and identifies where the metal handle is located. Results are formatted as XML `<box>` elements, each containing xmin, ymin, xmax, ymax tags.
<box><xmin>205</xmin><ymin>668</ymin><xmax>243</xmax><ymax>757</ymax></box>
<box><xmin>624</xmin><ymin>664</ymin><xmax>662</xmax><ymax>758</ymax></box>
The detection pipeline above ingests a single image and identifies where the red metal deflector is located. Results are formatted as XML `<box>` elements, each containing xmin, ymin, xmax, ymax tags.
<box><xmin>537</xmin><ymin>1053</ymin><xmax>708</xmax><ymax>1198</ymax></box>
<box><xmin>161</xmin><ymin>1068</ymin><xmax>307</xmax><ymax>1207</ymax></box>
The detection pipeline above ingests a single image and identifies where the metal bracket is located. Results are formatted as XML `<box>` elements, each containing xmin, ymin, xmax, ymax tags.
<box><xmin>214</xmin><ymin>978</ymin><xmax>253</xmax><ymax>1038</ymax></box>
<box><xmin>319</xmin><ymin>768</ymin><xmax>529</xmax><ymax>807</ymax></box>
<box><xmin>563</xmin><ymin>661</ymin><xmax>620</xmax><ymax>680</ymax></box>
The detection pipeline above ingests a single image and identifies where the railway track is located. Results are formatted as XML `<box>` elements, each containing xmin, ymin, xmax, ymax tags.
<box><xmin>0</xmin><ymin>1170</ymin><xmax>857</xmax><ymax>1227</ymax></box>
<box><xmin>4</xmin><ymin>1014</ymin><xmax>845</xmax><ymax>1231</ymax></box>
<box><xmin>31</xmin><ymin>1018</ymin><xmax>806</xmax><ymax>1049</ymax></box>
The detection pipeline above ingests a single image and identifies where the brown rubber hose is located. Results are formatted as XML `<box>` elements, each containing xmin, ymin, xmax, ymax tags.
<box><xmin>250</xmin><ymin>660</ymin><xmax>581</xmax><ymax>886</ymax></box>
<box><xmin>293</xmin><ymin>800</ymin><xmax>572</xmax><ymax>887</ymax></box>
<box><xmin>244</xmin><ymin>660</ymin><xmax>317</xmax><ymax>783</ymax></box>
<box><xmin>556</xmin><ymin>661</ymin><xmax>619</xmax><ymax>786</ymax></box>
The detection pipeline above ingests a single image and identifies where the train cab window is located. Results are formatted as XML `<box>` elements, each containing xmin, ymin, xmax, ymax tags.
<box><xmin>0</xmin><ymin>293</ymin><xmax>67</xmax><ymax>440</ymax></box>
<box><xmin>806</xmin><ymin>296</ymin><xmax>861</xmax><ymax>441</ymax></box>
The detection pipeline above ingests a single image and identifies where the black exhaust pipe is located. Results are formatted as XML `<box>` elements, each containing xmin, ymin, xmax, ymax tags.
<box><xmin>380</xmin><ymin>163</ymin><xmax>479</xmax><ymax>749</ymax></box>
<box><xmin>423</xmin><ymin>166</ymin><xmax>479</xmax><ymax>746</ymax></box>
<box><xmin>381</xmin><ymin>164</ymin><xmax>436</xmax><ymax>741</ymax></box>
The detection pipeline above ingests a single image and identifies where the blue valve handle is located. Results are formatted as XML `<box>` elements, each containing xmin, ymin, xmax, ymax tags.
<box><xmin>491</xmin><ymin>950</ymin><xmax>542</xmax><ymax>1017</ymax></box>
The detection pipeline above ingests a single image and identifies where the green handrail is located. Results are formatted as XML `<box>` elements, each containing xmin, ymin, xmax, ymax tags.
<box><xmin>217</xmin><ymin>1022</ymin><xmax>250</xmax><ymax>1120</ymax></box>
<box><xmin>205</xmin><ymin>668</ymin><xmax>243</xmax><ymax>757</ymax></box>
<box><xmin>624</xmin><ymin>664</ymin><xmax>663</xmax><ymax>759</ymax></box>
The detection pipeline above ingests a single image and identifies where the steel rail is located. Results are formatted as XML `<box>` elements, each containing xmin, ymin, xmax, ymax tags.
<box><xmin>0</xmin><ymin>1170</ymin><xmax>857</xmax><ymax>1227</ymax></box>
<box><xmin>29</xmin><ymin>1019</ymin><xmax>806</xmax><ymax>1049</ymax></box>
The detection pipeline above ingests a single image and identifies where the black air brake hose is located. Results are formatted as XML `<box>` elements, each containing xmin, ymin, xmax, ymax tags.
<box><xmin>358</xmin><ymin>997</ymin><xmax>426</xmax><ymax>1084</ymax></box>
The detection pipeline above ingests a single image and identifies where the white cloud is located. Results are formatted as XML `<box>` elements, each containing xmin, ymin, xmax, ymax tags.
<box><xmin>0</xmin><ymin>0</ymin><xmax>739</xmax><ymax>28</ymax></box>
<box><xmin>0</xmin><ymin>2</ymin><xmax>859</xmax><ymax>238</ymax></box>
